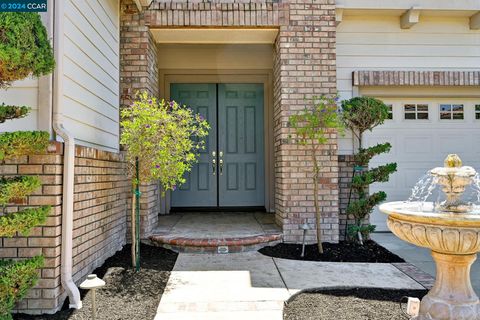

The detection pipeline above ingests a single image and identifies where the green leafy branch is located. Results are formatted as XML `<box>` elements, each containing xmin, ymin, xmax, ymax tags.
<box><xmin>0</xmin><ymin>176</ymin><xmax>42</xmax><ymax>206</ymax></box>
<box><xmin>0</xmin><ymin>131</ymin><xmax>50</xmax><ymax>162</ymax></box>
<box><xmin>0</xmin><ymin>256</ymin><xmax>44</xmax><ymax>320</ymax></box>
<box><xmin>0</xmin><ymin>206</ymin><xmax>50</xmax><ymax>237</ymax></box>
<box><xmin>0</xmin><ymin>104</ymin><xmax>30</xmax><ymax>124</ymax></box>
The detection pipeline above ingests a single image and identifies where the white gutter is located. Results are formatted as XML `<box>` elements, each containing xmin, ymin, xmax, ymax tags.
<box><xmin>52</xmin><ymin>0</ymin><xmax>82</xmax><ymax>309</ymax></box>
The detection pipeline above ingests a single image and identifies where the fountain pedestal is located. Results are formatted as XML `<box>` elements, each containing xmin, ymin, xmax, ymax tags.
<box><xmin>384</xmin><ymin>207</ymin><xmax>480</xmax><ymax>320</ymax></box>
<box><xmin>416</xmin><ymin>251</ymin><xmax>478</xmax><ymax>320</ymax></box>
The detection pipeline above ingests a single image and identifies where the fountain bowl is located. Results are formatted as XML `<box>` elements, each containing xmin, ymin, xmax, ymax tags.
<box><xmin>380</xmin><ymin>201</ymin><xmax>480</xmax><ymax>255</ymax></box>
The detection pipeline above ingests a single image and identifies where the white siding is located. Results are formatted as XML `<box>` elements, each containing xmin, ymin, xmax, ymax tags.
<box><xmin>63</xmin><ymin>0</ymin><xmax>120</xmax><ymax>152</ymax></box>
<box><xmin>337</xmin><ymin>15</ymin><xmax>480</xmax><ymax>154</ymax></box>
<box><xmin>0</xmin><ymin>78</ymin><xmax>39</xmax><ymax>132</ymax></box>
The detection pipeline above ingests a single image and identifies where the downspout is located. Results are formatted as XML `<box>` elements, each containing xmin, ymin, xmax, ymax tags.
<box><xmin>52</xmin><ymin>0</ymin><xmax>82</xmax><ymax>309</ymax></box>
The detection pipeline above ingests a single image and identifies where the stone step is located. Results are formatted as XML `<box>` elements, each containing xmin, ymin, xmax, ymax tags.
<box><xmin>149</xmin><ymin>233</ymin><xmax>282</xmax><ymax>253</ymax></box>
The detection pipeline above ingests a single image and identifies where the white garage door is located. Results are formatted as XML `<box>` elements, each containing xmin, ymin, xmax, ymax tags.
<box><xmin>364</xmin><ymin>98</ymin><xmax>480</xmax><ymax>231</ymax></box>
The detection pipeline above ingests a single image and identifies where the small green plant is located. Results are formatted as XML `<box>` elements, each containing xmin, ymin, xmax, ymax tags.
<box><xmin>289</xmin><ymin>96</ymin><xmax>344</xmax><ymax>254</ymax></box>
<box><xmin>0</xmin><ymin>12</ymin><xmax>55</xmax><ymax>88</ymax></box>
<box><xmin>0</xmin><ymin>12</ymin><xmax>54</xmax><ymax>319</ymax></box>
<box><xmin>0</xmin><ymin>131</ymin><xmax>50</xmax><ymax>161</ymax></box>
<box><xmin>342</xmin><ymin>97</ymin><xmax>397</xmax><ymax>244</ymax></box>
<box><xmin>121</xmin><ymin>91</ymin><xmax>209</xmax><ymax>266</ymax></box>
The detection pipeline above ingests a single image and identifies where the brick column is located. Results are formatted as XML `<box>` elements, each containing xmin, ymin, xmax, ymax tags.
<box><xmin>273</xmin><ymin>0</ymin><xmax>339</xmax><ymax>243</ymax></box>
<box><xmin>121</xmin><ymin>0</ymin><xmax>160</xmax><ymax>238</ymax></box>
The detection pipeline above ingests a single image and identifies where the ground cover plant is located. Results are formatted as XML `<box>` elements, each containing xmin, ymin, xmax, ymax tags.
<box><xmin>341</xmin><ymin>97</ymin><xmax>397</xmax><ymax>244</ymax></box>
<box><xmin>120</xmin><ymin>92</ymin><xmax>209</xmax><ymax>267</ymax></box>
<box><xmin>288</xmin><ymin>96</ymin><xmax>344</xmax><ymax>253</ymax></box>
<box><xmin>0</xmin><ymin>12</ymin><xmax>54</xmax><ymax>320</ymax></box>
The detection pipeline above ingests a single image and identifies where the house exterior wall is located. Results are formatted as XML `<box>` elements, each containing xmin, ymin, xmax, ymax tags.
<box><xmin>62</xmin><ymin>0</ymin><xmax>121</xmax><ymax>152</ymax></box>
<box><xmin>337</xmin><ymin>14</ymin><xmax>480</xmax><ymax>155</ymax></box>
<box><xmin>0</xmin><ymin>143</ymin><xmax>128</xmax><ymax>315</ymax></box>
<box><xmin>137</xmin><ymin>0</ymin><xmax>339</xmax><ymax>243</ymax></box>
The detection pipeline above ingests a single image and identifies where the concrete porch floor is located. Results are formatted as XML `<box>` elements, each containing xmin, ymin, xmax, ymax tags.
<box><xmin>149</xmin><ymin>212</ymin><xmax>282</xmax><ymax>253</ymax></box>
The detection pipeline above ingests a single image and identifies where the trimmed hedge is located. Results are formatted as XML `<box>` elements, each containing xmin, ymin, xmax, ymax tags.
<box><xmin>0</xmin><ymin>12</ymin><xmax>55</xmax><ymax>87</ymax></box>
<box><xmin>0</xmin><ymin>131</ymin><xmax>50</xmax><ymax>161</ymax></box>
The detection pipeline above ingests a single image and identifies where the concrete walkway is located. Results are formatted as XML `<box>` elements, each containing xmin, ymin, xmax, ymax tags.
<box><xmin>155</xmin><ymin>252</ymin><xmax>424</xmax><ymax>320</ymax></box>
<box><xmin>372</xmin><ymin>232</ymin><xmax>480</xmax><ymax>294</ymax></box>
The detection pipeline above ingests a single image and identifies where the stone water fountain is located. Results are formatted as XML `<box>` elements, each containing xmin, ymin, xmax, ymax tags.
<box><xmin>380</xmin><ymin>154</ymin><xmax>480</xmax><ymax>320</ymax></box>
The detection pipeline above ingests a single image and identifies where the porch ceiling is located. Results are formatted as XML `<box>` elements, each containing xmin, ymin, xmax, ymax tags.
<box><xmin>151</xmin><ymin>28</ymin><xmax>279</xmax><ymax>45</ymax></box>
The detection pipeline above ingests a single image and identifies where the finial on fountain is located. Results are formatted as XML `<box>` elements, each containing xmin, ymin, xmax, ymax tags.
<box><xmin>444</xmin><ymin>154</ymin><xmax>462</xmax><ymax>168</ymax></box>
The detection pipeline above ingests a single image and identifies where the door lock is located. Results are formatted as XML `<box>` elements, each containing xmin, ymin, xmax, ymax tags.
<box><xmin>219</xmin><ymin>159</ymin><xmax>223</xmax><ymax>175</ymax></box>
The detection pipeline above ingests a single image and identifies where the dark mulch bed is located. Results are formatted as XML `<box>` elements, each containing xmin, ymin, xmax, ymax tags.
<box><xmin>259</xmin><ymin>240</ymin><xmax>405</xmax><ymax>263</ymax></box>
<box><xmin>284</xmin><ymin>288</ymin><xmax>427</xmax><ymax>320</ymax></box>
<box><xmin>14</xmin><ymin>244</ymin><xmax>178</xmax><ymax>320</ymax></box>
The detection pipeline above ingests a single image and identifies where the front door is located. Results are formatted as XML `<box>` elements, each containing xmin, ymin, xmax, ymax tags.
<box><xmin>171</xmin><ymin>83</ymin><xmax>265</xmax><ymax>208</ymax></box>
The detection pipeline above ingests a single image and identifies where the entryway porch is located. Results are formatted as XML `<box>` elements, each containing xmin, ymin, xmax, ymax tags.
<box><xmin>149</xmin><ymin>212</ymin><xmax>282</xmax><ymax>253</ymax></box>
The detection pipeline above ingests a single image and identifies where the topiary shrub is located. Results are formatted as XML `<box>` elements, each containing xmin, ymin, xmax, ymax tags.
<box><xmin>0</xmin><ymin>12</ymin><xmax>54</xmax><ymax>319</ymax></box>
<box><xmin>0</xmin><ymin>12</ymin><xmax>55</xmax><ymax>88</ymax></box>
<box><xmin>342</xmin><ymin>97</ymin><xmax>397</xmax><ymax>244</ymax></box>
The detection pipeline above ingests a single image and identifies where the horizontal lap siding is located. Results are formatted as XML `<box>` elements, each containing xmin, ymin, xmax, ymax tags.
<box><xmin>337</xmin><ymin>15</ymin><xmax>480</xmax><ymax>155</ymax></box>
<box><xmin>63</xmin><ymin>0</ymin><xmax>120</xmax><ymax>152</ymax></box>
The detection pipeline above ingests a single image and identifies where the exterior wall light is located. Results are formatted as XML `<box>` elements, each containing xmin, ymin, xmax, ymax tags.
<box><xmin>79</xmin><ymin>274</ymin><xmax>106</xmax><ymax>319</ymax></box>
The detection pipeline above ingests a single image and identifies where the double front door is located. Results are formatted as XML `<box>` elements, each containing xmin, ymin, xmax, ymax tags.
<box><xmin>171</xmin><ymin>83</ymin><xmax>265</xmax><ymax>208</ymax></box>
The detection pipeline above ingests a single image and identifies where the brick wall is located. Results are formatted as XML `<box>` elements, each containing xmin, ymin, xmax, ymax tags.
<box><xmin>273</xmin><ymin>0</ymin><xmax>339</xmax><ymax>243</ymax></box>
<box><xmin>121</xmin><ymin>0</ymin><xmax>160</xmax><ymax>239</ymax></box>
<box><xmin>0</xmin><ymin>143</ymin><xmax>129</xmax><ymax>314</ymax></box>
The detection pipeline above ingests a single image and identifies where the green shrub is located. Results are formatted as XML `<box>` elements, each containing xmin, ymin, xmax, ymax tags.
<box><xmin>0</xmin><ymin>176</ymin><xmax>41</xmax><ymax>206</ymax></box>
<box><xmin>0</xmin><ymin>131</ymin><xmax>50</xmax><ymax>161</ymax></box>
<box><xmin>0</xmin><ymin>12</ymin><xmax>55</xmax><ymax>88</ymax></box>
<box><xmin>0</xmin><ymin>256</ymin><xmax>44</xmax><ymax>320</ymax></box>
<box><xmin>0</xmin><ymin>104</ymin><xmax>30</xmax><ymax>124</ymax></box>
<box><xmin>0</xmin><ymin>206</ymin><xmax>50</xmax><ymax>237</ymax></box>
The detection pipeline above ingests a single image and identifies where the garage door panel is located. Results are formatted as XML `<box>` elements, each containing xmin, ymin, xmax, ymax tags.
<box><xmin>365</xmin><ymin>99</ymin><xmax>480</xmax><ymax>231</ymax></box>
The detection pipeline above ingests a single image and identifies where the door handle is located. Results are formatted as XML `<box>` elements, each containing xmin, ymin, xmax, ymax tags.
<box><xmin>219</xmin><ymin>159</ymin><xmax>223</xmax><ymax>175</ymax></box>
<box><xmin>212</xmin><ymin>158</ymin><xmax>216</xmax><ymax>175</ymax></box>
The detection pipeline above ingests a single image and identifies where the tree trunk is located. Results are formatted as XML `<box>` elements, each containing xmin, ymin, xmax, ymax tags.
<box><xmin>312</xmin><ymin>154</ymin><xmax>324</xmax><ymax>254</ymax></box>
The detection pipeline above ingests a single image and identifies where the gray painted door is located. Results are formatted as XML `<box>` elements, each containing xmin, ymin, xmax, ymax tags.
<box><xmin>170</xmin><ymin>83</ymin><xmax>264</xmax><ymax>208</ymax></box>
<box><xmin>218</xmin><ymin>84</ymin><xmax>264</xmax><ymax>206</ymax></box>
<box><xmin>170</xmin><ymin>84</ymin><xmax>217</xmax><ymax>207</ymax></box>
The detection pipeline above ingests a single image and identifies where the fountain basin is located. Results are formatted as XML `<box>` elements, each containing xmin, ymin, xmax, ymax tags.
<box><xmin>380</xmin><ymin>201</ymin><xmax>480</xmax><ymax>255</ymax></box>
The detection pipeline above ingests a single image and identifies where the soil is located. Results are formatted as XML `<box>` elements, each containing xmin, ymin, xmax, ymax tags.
<box><xmin>14</xmin><ymin>243</ymin><xmax>178</xmax><ymax>320</ymax></box>
<box><xmin>284</xmin><ymin>288</ymin><xmax>428</xmax><ymax>320</ymax></box>
<box><xmin>259</xmin><ymin>240</ymin><xmax>405</xmax><ymax>263</ymax></box>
